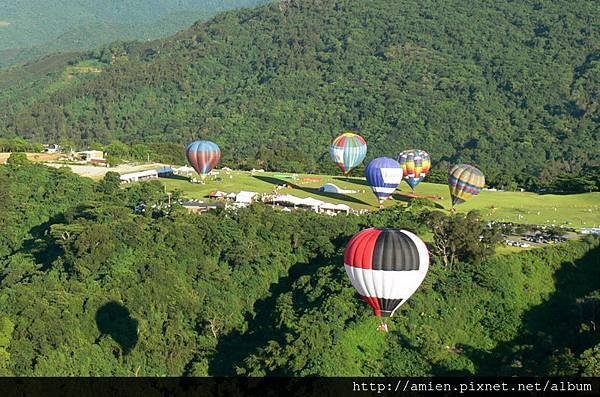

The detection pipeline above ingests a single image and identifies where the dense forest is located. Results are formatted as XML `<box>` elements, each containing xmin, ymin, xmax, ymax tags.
<box><xmin>0</xmin><ymin>0</ymin><xmax>598</xmax><ymax>190</ymax></box>
<box><xmin>0</xmin><ymin>0</ymin><xmax>269</xmax><ymax>67</ymax></box>
<box><xmin>0</xmin><ymin>159</ymin><xmax>598</xmax><ymax>376</ymax></box>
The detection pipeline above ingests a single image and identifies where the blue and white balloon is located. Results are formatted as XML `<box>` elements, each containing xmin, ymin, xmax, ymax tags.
<box><xmin>365</xmin><ymin>157</ymin><xmax>403</xmax><ymax>204</ymax></box>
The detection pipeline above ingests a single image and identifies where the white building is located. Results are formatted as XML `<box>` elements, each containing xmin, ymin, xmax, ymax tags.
<box><xmin>77</xmin><ymin>150</ymin><xmax>104</xmax><ymax>161</ymax></box>
<box><xmin>120</xmin><ymin>170</ymin><xmax>159</xmax><ymax>183</ymax></box>
<box><xmin>581</xmin><ymin>228</ymin><xmax>600</xmax><ymax>235</ymax></box>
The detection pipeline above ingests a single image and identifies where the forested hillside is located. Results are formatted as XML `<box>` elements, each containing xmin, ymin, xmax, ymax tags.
<box><xmin>0</xmin><ymin>0</ymin><xmax>269</xmax><ymax>67</ymax></box>
<box><xmin>1</xmin><ymin>0</ymin><xmax>598</xmax><ymax>189</ymax></box>
<box><xmin>0</xmin><ymin>160</ymin><xmax>598</xmax><ymax>375</ymax></box>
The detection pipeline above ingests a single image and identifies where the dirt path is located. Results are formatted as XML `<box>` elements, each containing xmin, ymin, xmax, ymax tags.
<box><xmin>0</xmin><ymin>152</ymin><xmax>62</xmax><ymax>163</ymax></box>
<box><xmin>45</xmin><ymin>162</ymin><xmax>167</xmax><ymax>180</ymax></box>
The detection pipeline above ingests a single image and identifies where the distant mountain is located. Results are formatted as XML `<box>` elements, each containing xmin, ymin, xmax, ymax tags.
<box><xmin>0</xmin><ymin>0</ymin><xmax>598</xmax><ymax>189</ymax></box>
<box><xmin>0</xmin><ymin>0</ymin><xmax>270</xmax><ymax>67</ymax></box>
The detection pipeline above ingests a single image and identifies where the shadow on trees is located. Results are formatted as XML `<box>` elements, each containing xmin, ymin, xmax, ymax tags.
<box><xmin>96</xmin><ymin>301</ymin><xmax>139</xmax><ymax>355</ymax></box>
<box><xmin>253</xmin><ymin>175</ymin><xmax>372</xmax><ymax>206</ymax></box>
<box><xmin>20</xmin><ymin>213</ymin><xmax>69</xmax><ymax>270</ymax></box>
<box><xmin>207</xmin><ymin>249</ymin><xmax>347</xmax><ymax>376</ymax></box>
<box><xmin>462</xmin><ymin>244</ymin><xmax>600</xmax><ymax>375</ymax></box>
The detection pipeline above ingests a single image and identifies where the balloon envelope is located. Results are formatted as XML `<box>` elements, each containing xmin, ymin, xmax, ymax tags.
<box><xmin>344</xmin><ymin>228</ymin><xmax>429</xmax><ymax>317</ymax></box>
<box><xmin>448</xmin><ymin>164</ymin><xmax>485</xmax><ymax>206</ymax></box>
<box><xmin>186</xmin><ymin>140</ymin><xmax>221</xmax><ymax>176</ymax></box>
<box><xmin>398</xmin><ymin>149</ymin><xmax>431</xmax><ymax>190</ymax></box>
<box><xmin>330</xmin><ymin>132</ymin><xmax>367</xmax><ymax>174</ymax></box>
<box><xmin>365</xmin><ymin>157</ymin><xmax>403</xmax><ymax>203</ymax></box>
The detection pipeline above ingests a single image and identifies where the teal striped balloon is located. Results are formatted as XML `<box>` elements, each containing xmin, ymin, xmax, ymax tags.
<box><xmin>330</xmin><ymin>132</ymin><xmax>367</xmax><ymax>174</ymax></box>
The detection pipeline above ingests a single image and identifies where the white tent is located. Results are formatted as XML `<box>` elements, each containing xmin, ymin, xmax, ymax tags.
<box><xmin>272</xmin><ymin>194</ymin><xmax>304</xmax><ymax>206</ymax></box>
<box><xmin>297</xmin><ymin>197</ymin><xmax>325</xmax><ymax>209</ymax></box>
<box><xmin>320</xmin><ymin>203</ymin><xmax>351</xmax><ymax>212</ymax></box>
<box><xmin>236</xmin><ymin>191</ymin><xmax>259</xmax><ymax>204</ymax></box>
<box><xmin>319</xmin><ymin>183</ymin><xmax>358</xmax><ymax>194</ymax></box>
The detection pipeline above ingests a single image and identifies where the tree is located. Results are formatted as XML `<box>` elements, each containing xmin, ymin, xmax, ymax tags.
<box><xmin>425</xmin><ymin>210</ymin><xmax>502</xmax><ymax>269</ymax></box>
<box><xmin>105</xmin><ymin>140</ymin><xmax>130</xmax><ymax>162</ymax></box>
<box><xmin>6</xmin><ymin>152</ymin><xmax>30</xmax><ymax>165</ymax></box>
<box><xmin>0</xmin><ymin>316</ymin><xmax>14</xmax><ymax>375</ymax></box>
<box><xmin>97</xmin><ymin>171</ymin><xmax>122</xmax><ymax>195</ymax></box>
<box><xmin>579</xmin><ymin>345</ymin><xmax>600</xmax><ymax>376</ymax></box>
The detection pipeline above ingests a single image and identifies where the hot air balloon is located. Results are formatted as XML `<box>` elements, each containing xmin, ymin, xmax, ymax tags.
<box><xmin>186</xmin><ymin>140</ymin><xmax>221</xmax><ymax>179</ymax></box>
<box><xmin>365</xmin><ymin>157</ymin><xmax>403</xmax><ymax>206</ymax></box>
<box><xmin>397</xmin><ymin>149</ymin><xmax>431</xmax><ymax>192</ymax></box>
<box><xmin>344</xmin><ymin>228</ymin><xmax>429</xmax><ymax>319</ymax></box>
<box><xmin>330</xmin><ymin>132</ymin><xmax>367</xmax><ymax>175</ymax></box>
<box><xmin>448</xmin><ymin>164</ymin><xmax>485</xmax><ymax>207</ymax></box>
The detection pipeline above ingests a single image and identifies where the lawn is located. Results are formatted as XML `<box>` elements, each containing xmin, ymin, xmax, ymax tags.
<box><xmin>160</xmin><ymin>170</ymin><xmax>600</xmax><ymax>228</ymax></box>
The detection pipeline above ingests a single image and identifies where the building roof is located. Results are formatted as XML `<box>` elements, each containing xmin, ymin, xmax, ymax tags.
<box><xmin>78</xmin><ymin>150</ymin><xmax>103</xmax><ymax>154</ymax></box>
<box><xmin>120</xmin><ymin>169</ymin><xmax>158</xmax><ymax>180</ymax></box>
<box><xmin>175</xmin><ymin>166</ymin><xmax>194</xmax><ymax>172</ymax></box>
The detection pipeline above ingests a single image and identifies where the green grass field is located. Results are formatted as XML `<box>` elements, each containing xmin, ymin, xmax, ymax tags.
<box><xmin>160</xmin><ymin>170</ymin><xmax>600</xmax><ymax>227</ymax></box>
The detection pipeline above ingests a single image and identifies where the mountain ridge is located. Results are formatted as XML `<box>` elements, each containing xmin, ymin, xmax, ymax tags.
<box><xmin>0</xmin><ymin>0</ymin><xmax>270</xmax><ymax>67</ymax></box>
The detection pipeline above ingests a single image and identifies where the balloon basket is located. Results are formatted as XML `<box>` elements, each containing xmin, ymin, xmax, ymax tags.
<box><xmin>377</xmin><ymin>320</ymin><xmax>389</xmax><ymax>333</ymax></box>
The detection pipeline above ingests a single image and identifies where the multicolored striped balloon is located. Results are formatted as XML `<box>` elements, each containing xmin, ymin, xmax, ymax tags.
<box><xmin>397</xmin><ymin>149</ymin><xmax>431</xmax><ymax>191</ymax></box>
<box><xmin>448</xmin><ymin>164</ymin><xmax>485</xmax><ymax>206</ymax></box>
<box><xmin>344</xmin><ymin>228</ymin><xmax>429</xmax><ymax>317</ymax></box>
<box><xmin>330</xmin><ymin>132</ymin><xmax>367</xmax><ymax>174</ymax></box>
<box><xmin>365</xmin><ymin>157</ymin><xmax>403</xmax><ymax>204</ymax></box>
<box><xmin>186</xmin><ymin>140</ymin><xmax>221</xmax><ymax>176</ymax></box>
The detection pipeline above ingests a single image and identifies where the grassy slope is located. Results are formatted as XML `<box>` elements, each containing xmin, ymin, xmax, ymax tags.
<box><xmin>334</xmin><ymin>317</ymin><xmax>388</xmax><ymax>376</ymax></box>
<box><xmin>160</xmin><ymin>170</ymin><xmax>600</xmax><ymax>227</ymax></box>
